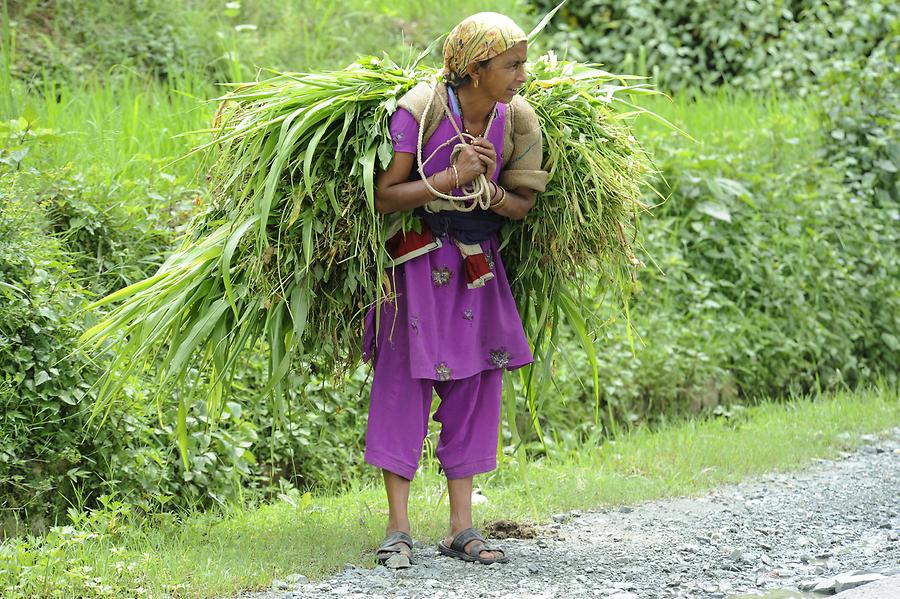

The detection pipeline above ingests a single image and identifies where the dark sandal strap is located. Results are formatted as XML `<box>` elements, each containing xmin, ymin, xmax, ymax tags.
<box><xmin>449</xmin><ymin>527</ymin><xmax>484</xmax><ymax>554</ymax></box>
<box><xmin>467</xmin><ymin>540</ymin><xmax>489</xmax><ymax>559</ymax></box>
<box><xmin>449</xmin><ymin>528</ymin><xmax>506</xmax><ymax>561</ymax></box>
<box><xmin>377</xmin><ymin>531</ymin><xmax>413</xmax><ymax>554</ymax></box>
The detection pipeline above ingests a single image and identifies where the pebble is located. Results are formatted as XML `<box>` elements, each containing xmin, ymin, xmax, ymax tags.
<box><xmin>385</xmin><ymin>554</ymin><xmax>410</xmax><ymax>569</ymax></box>
<box><xmin>834</xmin><ymin>572</ymin><xmax>886</xmax><ymax>593</ymax></box>
<box><xmin>231</xmin><ymin>428</ymin><xmax>900</xmax><ymax>599</ymax></box>
<box><xmin>813</xmin><ymin>577</ymin><xmax>838</xmax><ymax>592</ymax></box>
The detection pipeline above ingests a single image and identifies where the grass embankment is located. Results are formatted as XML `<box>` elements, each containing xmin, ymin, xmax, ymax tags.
<box><xmin>2</xmin><ymin>386</ymin><xmax>897</xmax><ymax>598</ymax></box>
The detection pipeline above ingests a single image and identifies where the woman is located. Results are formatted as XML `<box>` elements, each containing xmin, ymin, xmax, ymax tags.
<box><xmin>362</xmin><ymin>12</ymin><xmax>548</xmax><ymax>567</ymax></box>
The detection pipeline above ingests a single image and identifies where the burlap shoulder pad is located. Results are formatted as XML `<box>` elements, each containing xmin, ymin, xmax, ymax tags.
<box><xmin>396</xmin><ymin>81</ymin><xmax>447</xmax><ymax>148</ymax></box>
<box><xmin>501</xmin><ymin>94</ymin><xmax>548</xmax><ymax>193</ymax></box>
<box><xmin>502</xmin><ymin>94</ymin><xmax>537</xmax><ymax>163</ymax></box>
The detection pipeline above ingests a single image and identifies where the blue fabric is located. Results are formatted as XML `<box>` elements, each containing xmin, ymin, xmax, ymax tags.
<box><xmin>416</xmin><ymin>207</ymin><xmax>504</xmax><ymax>244</ymax></box>
<box><xmin>417</xmin><ymin>88</ymin><xmax>506</xmax><ymax>244</ymax></box>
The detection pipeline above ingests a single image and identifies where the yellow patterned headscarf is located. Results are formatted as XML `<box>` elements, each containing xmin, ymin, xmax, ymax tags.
<box><xmin>442</xmin><ymin>12</ymin><xmax>527</xmax><ymax>79</ymax></box>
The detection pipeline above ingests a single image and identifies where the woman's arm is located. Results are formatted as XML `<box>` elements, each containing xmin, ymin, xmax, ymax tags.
<box><xmin>373</xmin><ymin>153</ymin><xmax>452</xmax><ymax>214</ymax></box>
<box><xmin>374</xmin><ymin>146</ymin><xmax>489</xmax><ymax>215</ymax></box>
<box><xmin>488</xmin><ymin>186</ymin><xmax>535</xmax><ymax>220</ymax></box>
<box><xmin>468</xmin><ymin>138</ymin><xmax>535</xmax><ymax>221</ymax></box>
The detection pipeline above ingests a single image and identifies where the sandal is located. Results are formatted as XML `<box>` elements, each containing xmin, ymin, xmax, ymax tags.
<box><xmin>375</xmin><ymin>530</ymin><xmax>414</xmax><ymax>568</ymax></box>
<box><xmin>438</xmin><ymin>527</ymin><xmax>509</xmax><ymax>565</ymax></box>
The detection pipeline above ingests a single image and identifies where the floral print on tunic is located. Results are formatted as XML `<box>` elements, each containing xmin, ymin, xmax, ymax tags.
<box><xmin>463</xmin><ymin>308</ymin><xmax>474</xmax><ymax>321</ymax></box>
<box><xmin>432</xmin><ymin>267</ymin><xmax>452</xmax><ymax>287</ymax></box>
<box><xmin>485</xmin><ymin>251</ymin><xmax>495</xmax><ymax>272</ymax></box>
<box><xmin>488</xmin><ymin>348</ymin><xmax>511</xmax><ymax>369</ymax></box>
<box><xmin>434</xmin><ymin>362</ymin><xmax>452</xmax><ymax>381</ymax></box>
<box><xmin>410</xmin><ymin>316</ymin><xmax>419</xmax><ymax>335</ymax></box>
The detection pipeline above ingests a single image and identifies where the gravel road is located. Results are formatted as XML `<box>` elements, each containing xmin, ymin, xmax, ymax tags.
<box><xmin>236</xmin><ymin>428</ymin><xmax>900</xmax><ymax>599</ymax></box>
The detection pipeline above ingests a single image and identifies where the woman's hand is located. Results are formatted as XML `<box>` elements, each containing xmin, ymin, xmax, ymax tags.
<box><xmin>470</xmin><ymin>137</ymin><xmax>498</xmax><ymax>181</ymax></box>
<box><xmin>454</xmin><ymin>144</ymin><xmax>487</xmax><ymax>187</ymax></box>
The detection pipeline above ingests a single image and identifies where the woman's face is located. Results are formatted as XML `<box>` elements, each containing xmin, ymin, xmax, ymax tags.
<box><xmin>470</xmin><ymin>41</ymin><xmax>528</xmax><ymax>103</ymax></box>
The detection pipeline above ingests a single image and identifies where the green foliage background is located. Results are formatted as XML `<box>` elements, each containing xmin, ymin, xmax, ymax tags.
<box><xmin>0</xmin><ymin>0</ymin><xmax>897</xmax><ymax>540</ymax></box>
<box><xmin>531</xmin><ymin>0</ymin><xmax>899</xmax><ymax>96</ymax></box>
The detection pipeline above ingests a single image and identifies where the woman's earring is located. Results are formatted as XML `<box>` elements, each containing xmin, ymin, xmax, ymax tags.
<box><xmin>474</xmin><ymin>79</ymin><xmax>479</xmax><ymax>88</ymax></box>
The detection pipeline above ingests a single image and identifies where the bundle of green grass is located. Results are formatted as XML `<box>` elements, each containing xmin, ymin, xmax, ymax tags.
<box><xmin>80</xmin><ymin>48</ymin><xmax>664</xmax><ymax>425</ymax></box>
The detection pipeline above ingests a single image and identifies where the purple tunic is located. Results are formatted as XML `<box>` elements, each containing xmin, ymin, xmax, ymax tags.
<box><xmin>362</xmin><ymin>97</ymin><xmax>534</xmax><ymax>381</ymax></box>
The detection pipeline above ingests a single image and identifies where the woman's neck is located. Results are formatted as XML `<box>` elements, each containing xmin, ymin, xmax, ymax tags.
<box><xmin>455</xmin><ymin>84</ymin><xmax>495</xmax><ymax>126</ymax></box>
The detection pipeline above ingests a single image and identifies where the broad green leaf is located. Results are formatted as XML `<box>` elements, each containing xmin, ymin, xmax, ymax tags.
<box><xmin>221</xmin><ymin>216</ymin><xmax>259</xmax><ymax>319</ymax></box>
<box><xmin>176</xmin><ymin>396</ymin><xmax>189</xmax><ymax>471</ymax></box>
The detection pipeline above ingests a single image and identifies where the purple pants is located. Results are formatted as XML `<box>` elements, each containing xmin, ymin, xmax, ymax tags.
<box><xmin>364</xmin><ymin>338</ymin><xmax>503</xmax><ymax>481</ymax></box>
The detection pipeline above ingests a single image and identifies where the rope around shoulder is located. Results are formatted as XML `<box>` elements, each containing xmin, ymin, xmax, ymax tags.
<box><xmin>417</xmin><ymin>79</ymin><xmax>496</xmax><ymax>213</ymax></box>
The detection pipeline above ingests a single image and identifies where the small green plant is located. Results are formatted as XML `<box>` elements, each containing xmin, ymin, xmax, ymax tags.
<box><xmin>0</xmin><ymin>113</ymin><xmax>58</xmax><ymax>170</ymax></box>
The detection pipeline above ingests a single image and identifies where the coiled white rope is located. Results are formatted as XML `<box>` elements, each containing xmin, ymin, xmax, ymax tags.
<box><xmin>416</xmin><ymin>80</ymin><xmax>497</xmax><ymax>212</ymax></box>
